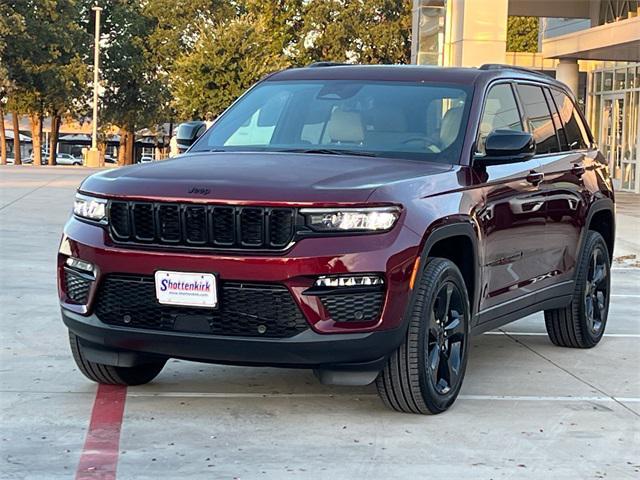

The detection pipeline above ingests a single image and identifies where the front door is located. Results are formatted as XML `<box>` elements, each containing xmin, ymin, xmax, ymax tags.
<box><xmin>473</xmin><ymin>82</ymin><xmax>549</xmax><ymax>315</ymax></box>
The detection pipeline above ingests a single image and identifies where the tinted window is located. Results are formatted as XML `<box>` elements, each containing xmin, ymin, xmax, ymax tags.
<box><xmin>477</xmin><ymin>83</ymin><xmax>523</xmax><ymax>154</ymax></box>
<box><xmin>191</xmin><ymin>80</ymin><xmax>471</xmax><ymax>164</ymax></box>
<box><xmin>544</xmin><ymin>87</ymin><xmax>568</xmax><ymax>151</ymax></box>
<box><xmin>516</xmin><ymin>84</ymin><xmax>559</xmax><ymax>154</ymax></box>
<box><xmin>550</xmin><ymin>89</ymin><xmax>590</xmax><ymax>150</ymax></box>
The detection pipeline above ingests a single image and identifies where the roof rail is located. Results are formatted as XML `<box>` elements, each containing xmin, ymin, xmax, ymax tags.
<box><xmin>479</xmin><ymin>64</ymin><xmax>549</xmax><ymax>78</ymax></box>
<box><xmin>307</xmin><ymin>61</ymin><xmax>349</xmax><ymax>68</ymax></box>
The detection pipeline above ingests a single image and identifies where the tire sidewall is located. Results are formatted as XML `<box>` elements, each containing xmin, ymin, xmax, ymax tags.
<box><xmin>416</xmin><ymin>260</ymin><xmax>471</xmax><ymax>412</ymax></box>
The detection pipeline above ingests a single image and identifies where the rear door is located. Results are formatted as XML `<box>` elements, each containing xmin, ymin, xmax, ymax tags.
<box><xmin>536</xmin><ymin>86</ymin><xmax>594</xmax><ymax>284</ymax></box>
<box><xmin>475</xmin><ymin>82</ymin><xmax>547</xmax><ymax>314</ymax></box>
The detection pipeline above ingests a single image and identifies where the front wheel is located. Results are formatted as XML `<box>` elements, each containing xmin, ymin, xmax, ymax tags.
<box><xmin>376</xmin><ymin>258</ymin><xmax>470</xmax><ymax>414</ymax></box>
<box><xmin>69</xmin><ymin>332</ymin><xmax>166</xmax><ymax>385</ymax></box>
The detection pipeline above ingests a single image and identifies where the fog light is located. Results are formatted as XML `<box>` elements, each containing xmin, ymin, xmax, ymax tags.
<box><xmin>65</xmin><ymin>257</ymin><xmax>95</xmax><ymax>275</ymax></box>
<box><xmin>314</xmin><ymin>275</ymin><xmax>384</xmax><ymax>288</ymax></box>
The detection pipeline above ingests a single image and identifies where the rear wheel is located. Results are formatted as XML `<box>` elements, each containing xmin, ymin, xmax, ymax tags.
<box><xmin>376</xmin><ymin>258</ymin><xmax>470</xmax><ymax>414</ymax></box>
<box><xmin>69</xmin><ymin>332</ymin><xmax>166</xmax><ymax>385</ymax></box>
<box><xmin>544</xmin><ymin>231</ymin><xmax>610</xmax><ymax>348</ymax></box>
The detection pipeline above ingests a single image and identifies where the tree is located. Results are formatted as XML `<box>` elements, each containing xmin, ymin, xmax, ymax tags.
<box><xmin>172</xmin><ymin>13</ymin><xmax>290</xmax><ymax>119</ymax></box>
<box><xmin>0</xmin><ymin>3</ymin><xmax>9</xmax><ymax>165</ymax></box>
<box><xmin>99</xmin><ymin>0</ymin><xmax>170</xmax><ymax>165</ymax></box>
<box><xmin>297</xmin><ymin>0</ymin><xmax>412</xmax><ymax>65</ymax></box>
<box><xmin>2</xmin><ymin>1</ymin><xmax>91</xmax><ymax>166</ymax></box>
<box><xmin>506</xmin><ymin>16</ymin><xmax>539</xmax><ymax>53</ymax></box>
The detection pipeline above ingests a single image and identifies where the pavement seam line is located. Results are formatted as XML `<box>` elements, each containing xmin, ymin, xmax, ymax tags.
<box><xmin>0</xmin><ymin>174</ymin><xmax>66</xmax><ymax>212</ymax></box>
<box><xmin>499</xmin><ymin>329</ymin><xmax>640</xmax><ymax>418</ymax></box>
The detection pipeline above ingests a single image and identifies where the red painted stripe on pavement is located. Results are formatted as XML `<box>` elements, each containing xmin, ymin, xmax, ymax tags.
<box><xmin>76</xmin><ymin>384</ymin><xmax>127</xmax><ymax>480</ymax></box>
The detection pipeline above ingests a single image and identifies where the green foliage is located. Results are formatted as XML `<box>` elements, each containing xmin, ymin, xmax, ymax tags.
<box><xmin>2</xmin><ymin>0</ymin><xmax>415</xmax><ymax>130</ymax></box>
<box><xmin>169</xmin><ymin>0</ymin><xmax>412</xmax><ymax>119</ymax></box>
<box><xmin>99</xmin><ymin>0</ymin><xmax>170</xmax><ymax>131</ymax></box>
<box><xmin>297</xmin><ymin>0</ymin><xmax>411</xmax><ymax>65</ymax></box>
<box><xmin>506</xmin><ymin>16</ymin><xmax>539</xmax><ymax>53</ymax></box>
<box><xmin>172</xmin><ymin>14</ymin><xmax>290</xmax><ymax>119</ymax></box>
<box><xmin>2</xmin><ymin>1</ymin><xmax>90</xmax><ymax>116</ymax></box>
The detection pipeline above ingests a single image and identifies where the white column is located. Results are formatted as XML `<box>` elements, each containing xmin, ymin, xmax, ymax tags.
<box><xmin>556</xmin><ymin>58</ymin><xmax>579</xmax><ymax>95</ymax></box>
<box><xmin>446</xmin><ymin>0</ymin><xmax>508</xmax><ymax>67</ymax></box>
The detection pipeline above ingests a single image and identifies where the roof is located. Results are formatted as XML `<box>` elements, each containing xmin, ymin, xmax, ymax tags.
<box><xmin>267</xmin><ymin>64</ymin><xmax>567</xmax><ymax>91</ymax></box>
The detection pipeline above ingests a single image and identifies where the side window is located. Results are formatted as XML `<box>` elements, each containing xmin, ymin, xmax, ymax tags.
<box><xmin>551</xmin><ymin>89</ymin><xmax>590</xmax><ymax>150</ymax></box>
<box><xmin>544</xmin><ymin>87</ymin><xmax>569</xmax><ymax>151</ymax></box>
<box><xmin>516</xmin><ymin>84</ymin><xmax>559</xmax><ymax>154</ymax></box>
<box><xmin>477</xmin><ymin>83</ymin><xmax>523</xmax><ymax>154</ymax></box>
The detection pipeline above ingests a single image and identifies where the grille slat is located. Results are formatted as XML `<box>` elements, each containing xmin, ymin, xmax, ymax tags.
<box><xmin>95</xmin><ymin>274</ymin><xmax>308</xmax><ymax>338</ymax></box>
<box><xmin>109</xmin><ymin>202</ymin><xmax>295</xmax><ymax>251</ymax></box>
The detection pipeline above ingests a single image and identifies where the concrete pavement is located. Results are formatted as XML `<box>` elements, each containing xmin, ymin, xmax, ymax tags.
<box><xmin>1</xmin><ymin>166</ymin><xmax>638</xmax><ymax>479</ymax></box>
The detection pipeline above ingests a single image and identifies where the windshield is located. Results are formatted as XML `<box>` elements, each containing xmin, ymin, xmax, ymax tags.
<box><xmin>190</xmin><ymin>80</ymin><xmax>471</xmax><ymax>163</ymax></box>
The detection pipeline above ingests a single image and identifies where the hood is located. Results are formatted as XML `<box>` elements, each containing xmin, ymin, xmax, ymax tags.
<box><xmin>80</xmin><ymin>151</ymin><xmax>452</xmax><ymax>205</ymax></box>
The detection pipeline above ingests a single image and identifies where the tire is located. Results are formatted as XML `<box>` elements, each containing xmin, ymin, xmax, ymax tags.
<box><xmin>376</xmin><ymin>257</ymin><xmax>470</xmax><ymax>414</ymax></box>
<box><xmin>69</xmin><ymin>332</ymin><xmax>166</xmax><ymax>385</ymax></box>
<box><xmin>544</xmin><ymin>231</ymin><xmax>611</xmax><ymax>348</ymax></box>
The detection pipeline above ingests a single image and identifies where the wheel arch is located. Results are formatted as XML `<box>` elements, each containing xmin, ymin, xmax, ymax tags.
<box><xmin>585</xmin><ymin>199</ymin><xmax>615</xmax><ymax>261</ymax></box>
<box><xmin>417</xmin><ymin>222</ymin><xmax>481</xmax><ymax>317</ymax></box>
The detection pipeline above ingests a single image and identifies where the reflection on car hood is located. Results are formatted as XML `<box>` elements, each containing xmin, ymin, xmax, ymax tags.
<box><xmin>79</xmin><ymin>151</ymin><xmax>452</xmax><ymax>204</ymax></box>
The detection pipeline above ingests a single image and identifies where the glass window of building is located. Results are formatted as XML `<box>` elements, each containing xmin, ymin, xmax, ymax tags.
<box><xmin>476</xmin><ymin>83</ymin><xmax>523</xmax><ymax>154</ymax></box>
<box><xmin>516</xmin><ymin>84</ymin><xmax>559</xmax><ymax>154</ymax></box>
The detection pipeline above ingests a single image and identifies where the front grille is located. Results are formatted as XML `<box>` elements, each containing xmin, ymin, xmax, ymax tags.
<box><xmin>64</xmin><ymin>268</ymin><xmax>93</xmax><ymax>304</ymax></box>
<box><xmin>94</xmin><ymin>274</ymin><xmax>308</xmax><ymax>338</ymax></box>
<box><xmin>319</xmin><ymin>291</ymin><xmax>384</xmax><ymax>323</ymax></box>
<box><xmin>108</xmin><ymin>201</ymin><xmax>295</xmax><ymax>251</ymax></box>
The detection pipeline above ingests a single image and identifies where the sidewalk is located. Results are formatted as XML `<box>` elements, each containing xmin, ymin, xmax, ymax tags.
<box><xmin>614</xmin><ymin>192</ymin><xmax>640</xmax><ymax>267</ymax></box>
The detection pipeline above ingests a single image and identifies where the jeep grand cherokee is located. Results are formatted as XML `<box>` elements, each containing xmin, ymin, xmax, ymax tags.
<box><xmin>59</xmin><ymin>64</ymin><xmax>615</xmax><ymax>414</ymax></box>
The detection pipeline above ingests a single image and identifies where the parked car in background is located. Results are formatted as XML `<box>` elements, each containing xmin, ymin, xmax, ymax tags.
<box><xmin>59</xmin><ymin>64</ymin><xmax>615</xmax><ymax>415</ymax></box>
<box><xmin>55</xmin><ymin>153</ymin><xmax>83</xmax><ymax>166</ymax></box>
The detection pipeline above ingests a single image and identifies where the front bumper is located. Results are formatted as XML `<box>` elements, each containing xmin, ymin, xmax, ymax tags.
<box><xmin>59</xmin><ymin>217</ymin><xmax>421</xmax><ymax>334</ymax></box>
<box><xmin>62</xmin><ymin>308</ymin><xmax>406</xmax><ymax>370</ymax></box>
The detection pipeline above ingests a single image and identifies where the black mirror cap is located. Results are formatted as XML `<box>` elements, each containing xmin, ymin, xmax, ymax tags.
<box><xmin>474</xmin><ymin>130</ymin><xmax>536</xmax><ymax>166</ymax></box>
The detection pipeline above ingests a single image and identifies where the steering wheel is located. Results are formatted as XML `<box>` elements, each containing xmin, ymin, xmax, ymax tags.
<box><xmin>401</xmin><ymin>137</ymin><xmax>441</xmax><ymax>153</ymax></box>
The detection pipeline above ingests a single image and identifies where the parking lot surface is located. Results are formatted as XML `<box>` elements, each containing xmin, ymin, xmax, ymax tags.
<box><xmin>1</xmin><ymin>166</ymin><xmax>638</xmax><ymax>479</ymax></box>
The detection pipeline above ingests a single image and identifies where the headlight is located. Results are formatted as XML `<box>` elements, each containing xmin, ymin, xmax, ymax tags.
<box><xmin>73</xmin><ymin>193</ymin><xmax>107</xmax><ymax>222</ymax></box>
<box><xmin>300</xmin><ymin>206</ymin><xmax>400</xmax><ymax>232</ymax></box>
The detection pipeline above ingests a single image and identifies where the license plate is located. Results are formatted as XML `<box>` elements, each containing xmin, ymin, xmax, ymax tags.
<box><xmin>154</xmin><ymin>271</ymin><xmax>217</xmax><ymax>308</ymax></box>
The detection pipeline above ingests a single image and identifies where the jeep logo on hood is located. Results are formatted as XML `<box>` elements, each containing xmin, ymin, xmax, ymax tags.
<box><xmin>188</xmin><ymin>187</ymin><xmax>211</xmax><ymax>195</ymax></box>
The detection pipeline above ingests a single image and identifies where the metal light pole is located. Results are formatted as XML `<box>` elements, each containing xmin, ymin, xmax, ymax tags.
<box><xmin>88</xmin><ymin>5</ymin><xmax>103</xmax><ymax>166</ymax></box>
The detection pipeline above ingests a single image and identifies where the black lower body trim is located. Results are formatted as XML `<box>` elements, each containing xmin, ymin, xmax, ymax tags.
<box><xmin>62</xmin><ymin>308</ymin><xmax>404</xmax><ymax>370</ymax></box>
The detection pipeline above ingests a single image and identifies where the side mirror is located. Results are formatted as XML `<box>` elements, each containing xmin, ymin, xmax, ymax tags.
<box><xmin>474</xmin><ymin>130</ymin><xmax>536</xmax><ymax>166</ymax></box>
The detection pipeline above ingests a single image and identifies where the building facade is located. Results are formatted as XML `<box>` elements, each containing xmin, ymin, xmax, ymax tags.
<box><xmin>412</xmin><ymin>0</ymin><xmax>640</xmax><ymax>193</ymax></box>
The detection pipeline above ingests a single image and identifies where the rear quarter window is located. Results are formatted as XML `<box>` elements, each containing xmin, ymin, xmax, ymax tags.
<box><xmin>550</xmin><ymin>89</ymin><xmax>590</xmax><ymax>150</ymax></box>
<box><xmin>516</xmin><ymin>84</ymin><xmax>559</xmax><ymax>154</ymax></box>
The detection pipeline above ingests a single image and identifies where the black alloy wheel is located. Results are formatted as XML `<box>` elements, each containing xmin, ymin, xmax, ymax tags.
<box><xmin>427</xmin><ymin>282</ymin><xmax>466</xmax><ymax>395</ymax></box>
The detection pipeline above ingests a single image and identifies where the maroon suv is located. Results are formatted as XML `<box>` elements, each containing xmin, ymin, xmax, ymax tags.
<box><xmin>59</xmin><ymin>64</ymin><xmax>615</xmax><ymax>414</ymax></box>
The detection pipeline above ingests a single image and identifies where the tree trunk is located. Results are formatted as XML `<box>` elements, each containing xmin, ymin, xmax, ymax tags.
<box><xmin>49</xmin><ymin>114</ymin><xmax>61</xmax><ymax>166</ymax></box>
<box><xmin>30</xmin><ymin>113</ymin><xmax>42</xmax><ymax>166</ymax></box>
<box><xmin>117</xmin><ymin>129</ymin><xmax>128</xmax><ymax>166</ymax></box>
<box><xmin>126</xmin><ymin>127</ymin><xmax>135</xmax><ymax>165</ymax></box>
<box><xmin>0</xmin><ymin>106</ymin><xmax>6</xmax><ymax>165</ymax></box>
<box><xmin>117</xmin><ymin>126</ymin><xmax>135</xmax><ymax>165</ymax></box>
<box><xmin>12</xmin><ymin>112</ymin><xmax>21</xmax><ymax>165</ymax></box>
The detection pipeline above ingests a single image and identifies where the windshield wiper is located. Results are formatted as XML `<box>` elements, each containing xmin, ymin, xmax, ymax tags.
<box><xmin>279</xmin><ymin>148</ymin><xmax>379</xmax><ymax>157</ymax></box>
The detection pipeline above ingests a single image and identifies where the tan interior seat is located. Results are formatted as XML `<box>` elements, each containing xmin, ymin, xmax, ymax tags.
<box><xmin>325</xmin><ymin>110</ymin><xmax>365</xmax><ymax>144</ymax></box>
<box><xmin>439</xmin><ymin>106</ymin><xmax>464</xmax><ymax>149</ymax></box>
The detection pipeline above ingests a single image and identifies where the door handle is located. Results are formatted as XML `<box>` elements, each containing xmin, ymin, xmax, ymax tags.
<box><xmin>526</xmin><ymin>171</ymin><xmax>544</xmax><ymax>186</ymax></box>
<box><xmin>571</xmin><ymin>164</ymin><xmax>585</xmax><ymax>177</ymax></box>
